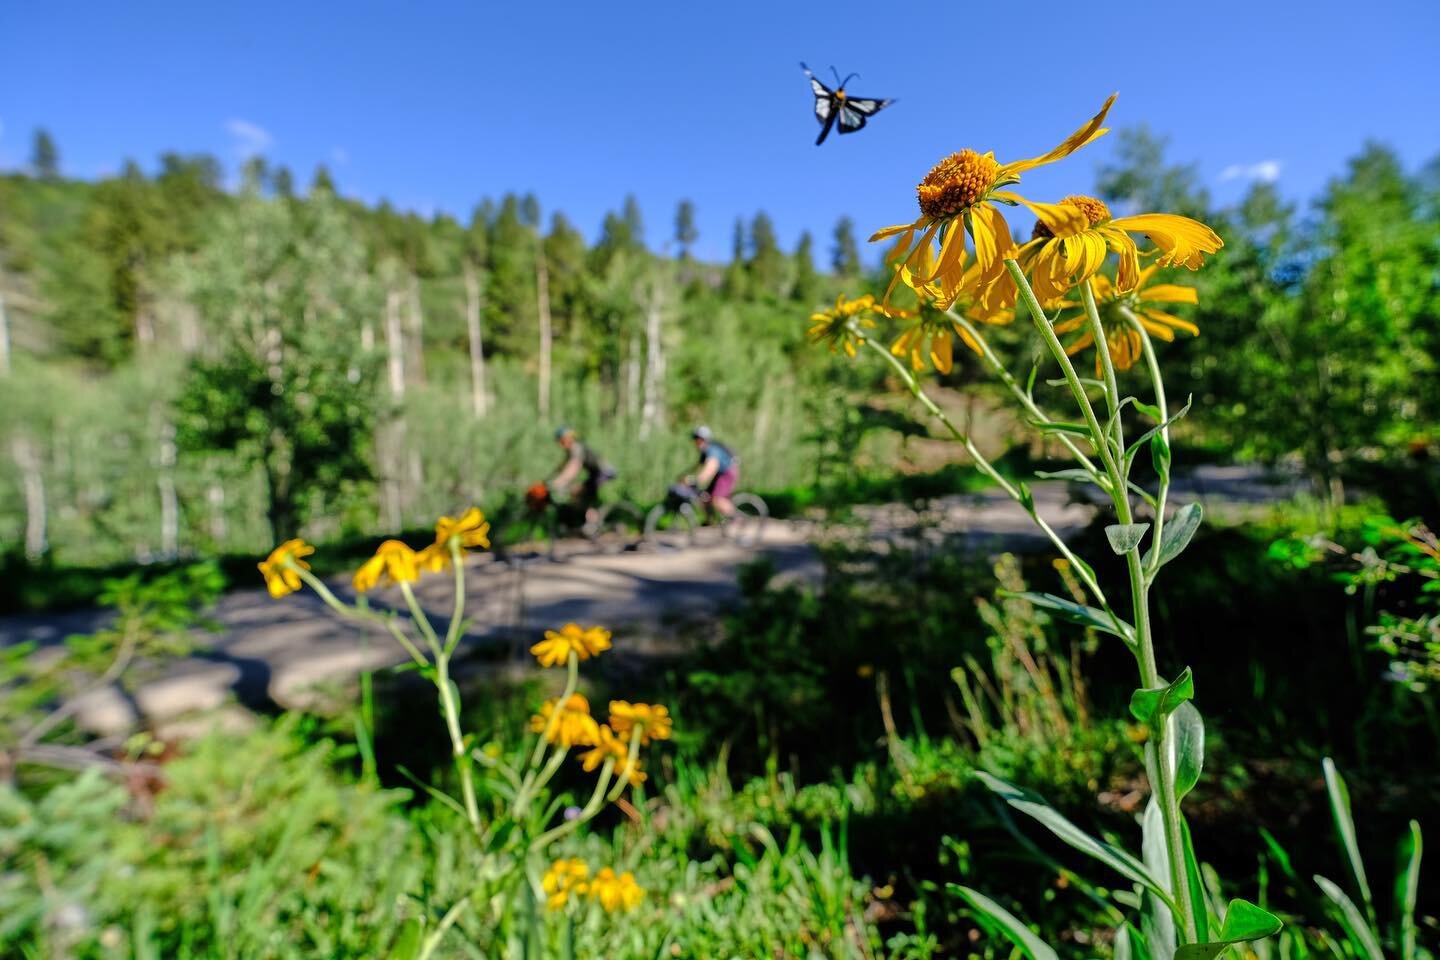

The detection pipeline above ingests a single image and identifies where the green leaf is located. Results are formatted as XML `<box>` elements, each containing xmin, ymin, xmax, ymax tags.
<box><xmin>1028</xmin><ymin>419</ymin><xmax>1094</xmax><ymax>437</ymax></box>
<box><xmin>1129</xmin><ymin>667</ymin><xmax>1195</xmax><ymax>725</ymax></box>
<box><xmin>976</xmin><ymin>772</ymin><xmax>1175</xmax><ymax>908</ymax></box>
<box><xmin>999</xmin><ymin>591</ymin><xmax>1134</xmax><ymax>646</ymax></box>
<box><xmin>1141</xmin><ymin>801</ymin><xmax>1178</xmax><ymax>960</ymax></box>
<box><xmin>1396</xmin><ymin>820</ymin><xmax>1422</xmax><ymax>960</ymax></box>
<box><xmin>1045</xmin><ymin>376</ymin><xmax>1106</xmax><ymax>390</ymax></box>
<box><xmin>950</xmin><ymin>885</ymin><xmax>1059</xmax><ymax>960</ymax></box>
<box><xmin>1174</xmin><ymin>899</ymin><xmax>1284</xmax><ymax>960</ymax></box>
<box><xmin>1107</xmin><ymin>523</ymin><xmax>1152</xmax><ymax>555</ymax></box>
<box><xmin>1169</xmin><ymin>701</ymin><xmax>1205</xmax><ymax>800</ymax></box>
<box><xmin>1018</xmin><ymin>481</ymin><xmax>1035</xmax><ymax>513</ymax></box>
<box><xmin>1151</xmin><ymin>432</ymin><xmax>1172</xmax><ymax>478</ymax></box>
<box><xmin>1146</xmin><ymin>503</ymin><xmax>1204</xmax><ymax>571</ymax></box>
<box><xmin>1125</xmin><ymin>397</ymin><xmax>1192</xmax><ymax>466</ymax></box>
<box><xmin>1133</xmin><ymin>399</ymin><xmax>1164</xmax><ymax>423</ymax></box>
<box><xmin>1035</xmin><ymin>468</ymin><xmax>1107</xmax><ymax>488</ymax></box>
<box><xmin>1180</xmin><ymin>819</ymin><xmax>1210</xmax><ymax>943</ymax></box>
<box><xmin>1315</xmin><ymin>876</ymin><xmax>1384</xmax><ymax>960</ymax></box>
<box><xmin>1323</xmin><ymin>758</ymin><xmax>1376</xmax><ymax>922</ymax></box>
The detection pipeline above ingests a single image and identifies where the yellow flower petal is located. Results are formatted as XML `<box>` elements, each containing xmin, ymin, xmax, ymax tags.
<box><xmin>1001</xmin><ymin>93</ymin><xmax>1117</xmax><ymax>177</ymax></box>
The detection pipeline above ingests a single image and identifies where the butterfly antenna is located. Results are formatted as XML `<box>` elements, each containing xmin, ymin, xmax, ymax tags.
<box><xmin>840</xmin><ymin>72</ymin><xmax>860</xmax><ymax>89</ymax></box>
<box><xmin>829</xmin><ymin>66</ymin><xmax>843</xmax><ymax>87</ymax></box>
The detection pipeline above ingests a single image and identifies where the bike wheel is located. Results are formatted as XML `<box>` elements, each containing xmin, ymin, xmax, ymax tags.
<box><xmin>643</xmin><ymin>503</ymin><xmax>696</xmax><ymax>551</ymax></box>
<box><xmin>724</xmin><ymin>493</ymin><xmax>769</xmax><ymax>547</ymax></box>
<box><xmin>592</xmin><ymin>501</ymin><xmax>645</xmax><ymax>554</ymax></box>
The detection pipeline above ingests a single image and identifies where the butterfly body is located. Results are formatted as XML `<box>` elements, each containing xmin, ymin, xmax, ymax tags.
<box><xmin>801</xmin><ymin>63</ymin><xmax>894</xmax><ymax>145</ymax></box>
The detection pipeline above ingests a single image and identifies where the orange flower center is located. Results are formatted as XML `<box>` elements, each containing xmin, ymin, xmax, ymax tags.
<box><xmin>917</xmin><ymin>149</ymin><xmax>999</xmax><ymax>220</ymax></box>
<box><xmin>1032</xmin><ymin>194</ymin><xmax>1113</xmax><ymax>240</ymax></box>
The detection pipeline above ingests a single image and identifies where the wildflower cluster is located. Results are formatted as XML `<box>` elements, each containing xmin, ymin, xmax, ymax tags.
<box><xmin>541</xmin><ymin>858</ymin><xmax>645</xmax><ymax>913</ymax></box>
<box><xmin>255</xmin><ymin>510</ymin><xmax>670</xmax><ymax>955</ymax></box>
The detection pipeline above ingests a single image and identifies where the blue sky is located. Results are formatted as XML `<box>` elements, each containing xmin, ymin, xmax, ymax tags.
<box><xmin>2</xmin><ymin>0</ymin><xmax>1438</xmax><ymax>261</ymax></box>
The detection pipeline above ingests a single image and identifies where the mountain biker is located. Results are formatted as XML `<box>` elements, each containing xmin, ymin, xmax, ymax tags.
<box><xmin>549</xmin><ymin>426</ymin><xmax>615</xmax><ymax>526</ymax></box>
<box><xmin>686</xmin><ymin>426</ymin><xmax>738</xmax><ymax>520</ymax></box>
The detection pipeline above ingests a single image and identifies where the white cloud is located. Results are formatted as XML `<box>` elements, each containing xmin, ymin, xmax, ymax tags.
<box><xmin>1220</xmin><ymin>159</ymin><xmax>1282</xmax><ymax>183</ymax></box>
<box><xmin>225</xmin><ymin>118</ymin><xmax>273</xmax><ymax>158</ymax></box>
<box><xmin>329</xmin><ymin>146</ymin><xmax>349</xmax><ymax>165</ymax></box>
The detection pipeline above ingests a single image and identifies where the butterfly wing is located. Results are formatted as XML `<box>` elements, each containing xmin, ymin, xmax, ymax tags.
<box><xmin>837</xmin><ymin>96</ymin><xmax>895</xmax><ymax>134</ymax></box>
<box><xmin>800</xmin><ymin>63</ymin><xmax>841</xmax><ymax>144</ymax></box>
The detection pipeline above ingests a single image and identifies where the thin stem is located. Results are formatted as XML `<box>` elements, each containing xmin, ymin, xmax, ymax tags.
<box><xmin>417</xmin><ymin>894</ymin><xmax>471</xmax><ymax>960</ymax></box>
<box><xmin>1074</xmin><ymin>275</ymin><xmax>1196</xmax><ymax>943</ymax></box>
<box><xmin>605</xmin><ymin>726</ymin><xmax>646</xmax><ymax>803</ymax></box>
<box><xmin>531</xmin><ymin>756</ymin><xmax>617</xmax><ymax>851</ymax></box>
<box><xmin>400</xmin><ymin>581</ymin><xmax>444</xmax><ymax>659</ymax></box>
<box><xmin>515</xmin><ymin>653</ymin><xmax>580</xmax><ymax>816</ymax></box>
<box><xmin>443</xmin><ymin>540</ymin><xmax>466</xmax><ymax>656</ymax></box>
<box><xmin>946</xmin><ymin>308</ymin><xmax>1106</xmax><ymax>487</ymax></box>
<box><xmin>1121</xmin><ymin>306</ymin><xmax>1172</xmax><ymax>580</ymax></box>
<box><xmin>294</xmin><ymin>568</ymin><xmax>429</xmax><ymax>667</ymax></box>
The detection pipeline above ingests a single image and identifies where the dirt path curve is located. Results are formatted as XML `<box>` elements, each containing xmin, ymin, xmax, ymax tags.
<box><xmin>2</xmin><ymin>465</ymin><xmax>1297</xmax><ymax>737</ymax></box>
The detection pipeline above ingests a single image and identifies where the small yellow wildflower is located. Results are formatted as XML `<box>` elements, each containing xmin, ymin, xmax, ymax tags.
<box><xmin>1014</xmin><ymin>194</ymin><xmax>1222</xmax><ymax>302</ymax></box>
<box><xmin>589</xmin><ymin>867</ymin><xmax>644</xmax><ymax>913</ymax></box>
<box><xmin>1053</xmin><ymin>266</ymin><xmax>1200</xmax><ymax>373</ymax></box>
<box><xmin>542</xmin><ymin>858</ymin><xmax>590</xmax><ymax>910</ymax></box>
<box><xmin>530</xmin><ymin>623</ymin><xmax>613</xmax><ymax>668</ymax></box>
<box><xmin>578</xmin><ymin>725</ymin><xmax>646</xmax><ymax>785</ymax></box>
<box><xmin>885</xmin><ymin>259</ymin><xmax>1015</xmax><ymax>374</ymax></box>
<box><xmin>352</xmin><ymin>539</ymin><xmax>421</xmax><ymax>593</ymax></box>
<box><xmin>417</xmin><ymin>507</ymin><xmax>491</xmax><ymax>572</ymax></box>
<box><xmin>807</xmin><ymin>294</ymin><xmax>878</xmax><ymax>358</ymax></box>
<box><xmin>871</xmin><ymin>94</ymin><xmax>1116</xmax><ymax>307</ymax></box>
<box><xmin>531</xmin><ymin>693</ymin><xmax>602</xmax><ymax>748</ymax></box>
<box><xmin>607</xmin><ymin>701</ymin><xmax>672</xmax><ymax>745</ymax></box>
<box><xmin>258</xmin><ymin>538</ymin><xmax>314</xmax><ymax>599</ymax></box>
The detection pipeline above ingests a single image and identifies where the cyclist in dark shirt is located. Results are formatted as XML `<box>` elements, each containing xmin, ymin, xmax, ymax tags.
<box><xmin>549</xmin><ymin>426</ymin><xmax>614</xmax><ymax>525</ymax></box>
<box><xmin>687</xmin><ymin>425</ymin><xmax>738</xmax><ymax>519</ymax></box>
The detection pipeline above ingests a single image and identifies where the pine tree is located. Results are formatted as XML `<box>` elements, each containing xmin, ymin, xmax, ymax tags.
<box><xmin>832</xmin><ymin>216</ymin><xmax>860</xmax><ymax>276</ymax></box>
<box><xmin>30</xmin><ymin>129</ymin><xmax>59</xmax><ymax>180</ymax></box>
<box><xmin>674</xmin><ymin>200</ymin><xmax>698</xmax><ymax>259</ymax></box>
<box><xmin>747</xmin><ymin>212</ymin><xmax>785</xmax><ymax>297</ymax></box>
<box><xmin>792</xmin><ymin>230</ymin><xmax>819</xmax><ymax>303</ymax></box>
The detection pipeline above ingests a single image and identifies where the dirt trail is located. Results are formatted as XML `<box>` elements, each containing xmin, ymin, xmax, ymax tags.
<box><xmin>1</xmin><ymin>465</ymin><xmax>1297</xmax><ymax>736</ymax></box>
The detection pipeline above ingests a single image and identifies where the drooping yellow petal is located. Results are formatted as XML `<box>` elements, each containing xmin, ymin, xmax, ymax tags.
<box><xmin>1107</xmin><ymin>213</ymin><xmax>1222</xmax><ymax>270</ymax></box>
<box><xmin>931</xmin><ymin>331</ymin><xmax>954</xmax><ymax>374</ymax></box>
<box><xmin>1139</xmin><ymin>308</ymin><xmax>1200</xmax><ymax>336</ymax></box>
<box><xmin>1137</xmin><ymin>283</ymin><xmax>1199</xmax><ymax>305</ymax></box>
<box><xmin>1000</xmin><ymin>94</ymin><xmax>1117</xmax><ymax>177</ymax></box>
<box><xmin>996</xmin><ymin>192</ymin><xmax>1091</xmax><ymax>238</ymax></box>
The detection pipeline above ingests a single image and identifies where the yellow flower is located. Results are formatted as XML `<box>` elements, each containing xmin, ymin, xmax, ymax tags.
<box><xmin>530</xmin><ymin>623</ymin><xmax>613</xmax><ymax>668</ymax></box>
<box><xmin>417</xmin><ymin>507</ymin><xmax>492</xmax><ymax>572</ymax></box>
<box><xmin>589</xmin><ymin>867</ymin><xmax>644</xmax><ymax>913</ymax></box>
<box><xmin>1015</xmin><ymin>194</ymin><xmax>1222</xmax><ymax>301</ymax></box>
<box><xmin>886</xmin><ymin>262</ymin><xmax>1015</xmax><ymax>373</ymax></box>
<box><xmin>352</xmin><ymin>539</ymin><xmax>421</xmax><ymax>593</ymax></box>
<box><xmin>258</xmin><ymin>538</ymin><xmax>314</xmax><ymax>599</ymax></box>
<box><xmin>607</xmin><ymin>701</ymin><xmax>672</xmax><ymax>745</ymax></box>
<box><xmin>542</xmin><ymin>858</ymin><xmax>590</xmax><ymax>910</ymax></box>
<box><xmin>531</xmin><ymin>693</ymin><xmax>602</xmax><ymax>748</ymax></box>
<box><xmin>807</xmin><ymin>294</ymin><xmax>878</xmax><ymax>358</ymax></box>
<box><xmin>870</xmin><ymin>94</ymin><xmax>1116</xmax><ymax>308</ymax></box>
<box><xmin>1052</xmin><ymin>266</ymin><xmax>1200</xmax><ymax>373</ymax></box>
<box><xmin>578</xmin><ymin>724</ymin><xmax>646</xmax><ymax>785</ymax></box>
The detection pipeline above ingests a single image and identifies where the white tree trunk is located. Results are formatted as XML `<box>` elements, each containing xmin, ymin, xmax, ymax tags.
<box><xmin>384</xmin><ymin>290</ymin><xmax>406</xmax><ymax>399</ymax></box>
<box><xmin>462</xmin><ymin>261</ymin><xmax>488</xmax><ymax>417</ymax></box>
<box><xmin>639</xmin><ymin>279</ymin><xmax>666</xmax><ymax>438</ymax></box>
<box><xmin>625</xmin><ymin>333</ymin><xmax>641</xmax><ymax>420</ymax></box>
<box><xmin>207</xmin><ymin>472</ymin><xmax>227</xmax><ymax>544</ymax></box>
<box><xmin>0</xmin><ymin>289</ymin><xmax>10</xmax><ymax>376</ymax></box>
<box><xmin>535</xmin><ymin>248</ymin><xmax>552</xmax><ymax>418</ymax></box>
<box><xmin>12</xmin><ymin>434</ymin><xmax>46</xmax><ymax>561</ymax></box>
<box><xmin>406</xmin><ymin>274</ymin><xmax>426</xmax><ymax>386</ymax></box>
<box><xmin>156</xmin><ymin>417</ymin><xmax>179</xmax><ymax>559</ymax></box>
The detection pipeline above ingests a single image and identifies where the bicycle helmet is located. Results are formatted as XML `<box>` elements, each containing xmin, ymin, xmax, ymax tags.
<box><xmin>691</xmin><ymin>425</ymin><xmax>713</xmax><ymax>441</ymax></box>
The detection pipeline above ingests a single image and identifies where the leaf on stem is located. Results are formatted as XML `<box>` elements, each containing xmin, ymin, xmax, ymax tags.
<box><xmin>951</xmin><ymin>885</ymin><xmax>1060</xmax><ymax>960</ymax></box>
<box><xmin>1172</xmin><ymin>898</ymin><xmax>1284</xmax><ymax>960</ymax></box>
<box><xmin>1124</xmin><ymin>397</ymin><xmax>1193</xmax><ymax>469</ymax></box>
<box><xmin>1396</xmin><ymin>820</ymin><xmax>1422</xmax><ymax>960</ymax></box>
<box><xmin>999</xmin><ymin>590</ymin><xmax>1135</xmax><ymax>646</ymax></box>
<box><xmin>1146</xmin><ymin>503</ymin><xmax>1204</xmax><ymax>572</ymax></box>
<box><xmin>1323</xmin><ymin>757</ymin><xmax>1376</xmax><ymax>921</ymax></box>
<box><xmin>1169</xmin><ymin>702</ymin><xmax>1205</xmax><ymax>800</ymax></box>
<box><xmin>1106</xmin><ymin>523</ymin><xmax>1152</xmax><ymax>555</ymax></box>
<box><xmin>976</xmin><ymin>772</ymin><xmax>1174</xmax><ymax>907</ymax></box>
<box><xmin>1129</xmin><ymin>667</ymin><xmax>1195</xmax><ymax>727</ymax></box>
<box><xmin>1313</xmin><ymin>877</ymin><xmax>1384</xmax><ymax>960</ymax></box>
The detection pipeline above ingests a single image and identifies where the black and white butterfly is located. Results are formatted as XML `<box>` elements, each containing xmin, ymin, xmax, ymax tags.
<box><xmin>801</xmin><ymin>63</ymin><xmax>895</xmax><ymax>145</ymax></box>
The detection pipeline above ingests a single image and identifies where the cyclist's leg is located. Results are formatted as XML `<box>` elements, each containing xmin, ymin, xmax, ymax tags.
<box><xmin>580</xmin><ymin>477</ymin><xmax>602</xmax><ymax>528</ymax></box>
<box><xmin>709</xmin><ymin>467</ymin><xmax>739</xmax><ymax>519</ymax></box>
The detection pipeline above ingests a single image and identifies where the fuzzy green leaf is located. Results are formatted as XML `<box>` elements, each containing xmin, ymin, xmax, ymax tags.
<box><xmin>1107</xmin><ymin>523</ymin><xmax>1152</xmax><ymax>555</ymax></box>
<box><xmin>951</xmin><ymin>885</ymin><xmax>1060</xmax><ymax>960</ymax></box>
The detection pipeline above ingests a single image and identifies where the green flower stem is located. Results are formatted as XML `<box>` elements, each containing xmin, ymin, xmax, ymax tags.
<box><xmin>605</xmin><ymin>725</ymin><xmax>646</xmax><ymax>803</ymax></box>
<box><xmin>525</xmin><ymin>739</ymin><xmax>571</xmax><ymax>804</ymax></box>
<box><xmin>400</xmin><ymin>579</ymin><xmax>481</xmax><ymax>835</ymax></box>
<box><xmin>417</xmin><ymin>893</ymin><xmax>471</xmax><ymax>960</ymax></box>
<box><xmin>531</xmin><ymin>756</ymin><xmax>617</xmax><ymax>852</ymax></box>
<box><xmin>945</xmin><ymin>308</ymin><xmax>1107</xmax><ymax>488</ymax></box>
<box><xmin>856</xmin><ymin>331</ymin><xmax>1122</xmax><ymax>631</ymax></box>
<box><xmin>515</xmin><ymin>653</ymin><xmax>581</xmax><ymax>816</ymax></box>
<box><xmin>292</xmin><ymin>567</ymin><xmax>428</xmax><ymax>668</ymax></box>
<box><xmin>1074</xmin><ymin>274</ymin><xmax>1197</xmax><ymax>944</ymax></box>
<box><xmin>1120</xmin><ymin>305</ymin><xmax>1173</xmax><ymax>581</ymax></box>
<box><xmin>443</xmin><ymin>540</ymin><xmax>466</xmax><ymax>657</ymax></box>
